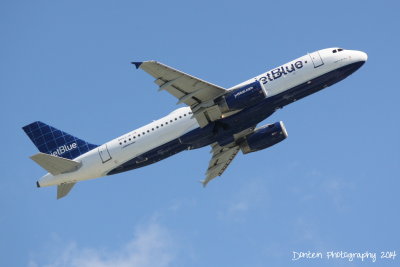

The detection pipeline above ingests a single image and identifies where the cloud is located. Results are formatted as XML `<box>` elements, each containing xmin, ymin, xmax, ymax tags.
<box><xmin>30</xmin><ymin>222</ymin><xmax>176</xmax><ymax>267</ymax></box>
<box><xmin>218</xmin><ymin>178</ymin><xmax>268</xmax><ymax>222</ymax></box>
<box><xmin>289</xmin><ymin>167</ymin><xmax>354</xmax><ymax>212</ymax></box>
<box><xmin>228</xmin><ymin>201</ymin><xmax>249</xmax><ymax>213</ymax></box>
<box><xmin>321</xmin><ymin>178</ymin><xmax>354</xmax><ymax>211</ymax></box>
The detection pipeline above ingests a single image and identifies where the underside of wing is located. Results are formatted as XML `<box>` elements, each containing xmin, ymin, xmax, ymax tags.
<box><xmin>133</xmin><ymin>61</ymin><xmax>226</xmax><ymax>106</ymax></box>
<box><xmin>132</xmin><ymin>61</ymin><xmax>227</xmax><ymax>127</ymax></box>
<box><xmin>200</xmin><ymin>126</ymin><xmax>257</xmax><ymax>186</ymax></box>
<box><xmin>202</xmin><ymin>143</ymin><xmax>240</xmax><ymax>187</ymax></box>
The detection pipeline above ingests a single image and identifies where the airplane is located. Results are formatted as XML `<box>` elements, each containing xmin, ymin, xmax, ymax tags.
<box><xmin>23</xmin><ymin>47</ymin><xmax>367</xmax><ymax>199</ymax></box>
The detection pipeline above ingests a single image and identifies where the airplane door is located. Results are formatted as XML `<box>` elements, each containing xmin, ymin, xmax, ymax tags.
<box><xmin>98</xmin><ymin>144</ymin><xmax>112</xmax><ymax>163</ymax></box>
<box><xmin>309</xmin><ymin>51</ymin><xmax>324</xmax><ymax>68</ymax></box>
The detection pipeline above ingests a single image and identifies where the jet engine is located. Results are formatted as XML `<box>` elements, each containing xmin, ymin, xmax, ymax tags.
<box><xmin>216</xmin><ymin>80</ymin><xmax>267</xmax><ymax>113</ymax></box>
<box><xmin>240</xmin><ymin>121</ymin><xmax>288</xmax><ymax>154</ymax></box>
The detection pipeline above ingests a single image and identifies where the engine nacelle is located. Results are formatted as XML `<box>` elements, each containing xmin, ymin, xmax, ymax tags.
<box><xmin>240</xmin><ymin>121</ymin><xmax>288</xmax><ymax>154</ymax></box>
<box><xmin>217</xmin><ymin>80</ymin><xmax>267</xmax><ymax>113</ymax></box>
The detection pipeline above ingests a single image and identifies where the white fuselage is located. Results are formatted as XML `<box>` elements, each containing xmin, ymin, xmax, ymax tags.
<box><xmin>37</xmin><ymin>48</ymin><xmax>367</xmax><ymax>187</ymax></box>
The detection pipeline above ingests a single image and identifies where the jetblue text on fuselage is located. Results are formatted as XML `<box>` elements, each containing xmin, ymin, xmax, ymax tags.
<box><xmin>258</xmin><ymin>60</ymin><xmax>304</xmax><ymax>85</ymax></box>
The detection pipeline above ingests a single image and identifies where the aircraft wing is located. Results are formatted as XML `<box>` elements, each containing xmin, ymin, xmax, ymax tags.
<box><xmin>202</xmin><ymin>143</ymin><xmax>240</xmax><ymax>186</ymax></box>
<box><xmin>132</xmin><ymin>61</ymin><xmax>227</xmax><ymax>127</ymax></box>
<box><xmin>201</xmin><ymin>126</ymin><xmax>256</xmax><ymax>186</ymax></box>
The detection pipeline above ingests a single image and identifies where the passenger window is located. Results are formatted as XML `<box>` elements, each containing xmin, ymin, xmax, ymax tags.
<box><xmin>161</xmin><ymin>124</ymin><xmax>163</xmax><ymax>127</ymax></box>
<box><xmin>179</xmin><ymin>116</ymin><xmax>182</xmax><ymax>118</ymax></box>
<box><xmin>156</xmin><ymin>126</ymin><xmax>159</xmax><ymax>128</ymax></box>
<box><xmin>152</xmin><ymin>128</ymin><xmax>154</xmax><ymax>131</ymax></box>
<box><xmin>119</xmin><ymin>142</ymin><xmax>122</xmax><ymax>145</ymax></box>
<box><xmin>147</xmin><ymin>130</ymin><xmax>150</xmax><ymax>133</ymax></box>
<box><xmin>184</xmin><ymin>114</ymin><xmax>186</xmax><ymax>116</ymax></box>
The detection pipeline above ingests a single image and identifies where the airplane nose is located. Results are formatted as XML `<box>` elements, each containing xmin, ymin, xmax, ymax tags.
<box><xmin>358</xmin><ymin>51</ymin><xmax>368</xmax><ymax>62</ymax></box>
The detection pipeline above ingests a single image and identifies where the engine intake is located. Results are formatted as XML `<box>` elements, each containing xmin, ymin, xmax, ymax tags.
<box><xmin>217</xmin><ymin>80</ymin><xmax>267</xmax><ymax>113</ymax></box>
<box><xmin>240</xmin><ymin>121</ymin><xmax>288</xmax><ymax>154</ymax></box>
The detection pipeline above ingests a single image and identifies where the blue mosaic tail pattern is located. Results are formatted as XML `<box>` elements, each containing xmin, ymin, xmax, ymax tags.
<box><xmin>22</xmin><ymin>121</ymin><xmax>98</xmax><ymax>160</ymax></box>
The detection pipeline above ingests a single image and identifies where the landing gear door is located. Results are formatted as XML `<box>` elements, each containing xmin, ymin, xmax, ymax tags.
<box><xmin>98</xmin><ymin>144</ymin><xmax>112</xmax><ymax>163</ymax></box>
<box><xmin>309</xmin><ymin>51</ymin><xmax>324</xmax><ymax>68</ymax></box>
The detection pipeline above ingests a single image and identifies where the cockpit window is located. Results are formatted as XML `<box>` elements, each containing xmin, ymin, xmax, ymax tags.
<box><xmin>332</xmin><ymin>48</ymin><xmax>344</xmax><ymax>53</ymax></box>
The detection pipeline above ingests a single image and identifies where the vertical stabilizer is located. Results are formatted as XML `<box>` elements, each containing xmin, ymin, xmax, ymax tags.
<box><xmin>23</xmin><ymin>121</ymin><xmax>98</xmax><ymax>160</ymax></box>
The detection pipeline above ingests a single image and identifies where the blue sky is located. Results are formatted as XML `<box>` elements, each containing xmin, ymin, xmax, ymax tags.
<box><xmin>1</xmin><ymin>0</ymin><xmax>399</xmax><ymax>266</ymax></box>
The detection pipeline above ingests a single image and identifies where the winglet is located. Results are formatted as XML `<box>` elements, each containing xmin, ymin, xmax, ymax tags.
<box><xmin>199</xmin><ymin>180</ymin><xmax>208</xmax><ymax>187</ymax></box>
<box><xmin>131</xmin><ymin>62</ymin><xmax>143</xmax><ymax>69</ymax></box>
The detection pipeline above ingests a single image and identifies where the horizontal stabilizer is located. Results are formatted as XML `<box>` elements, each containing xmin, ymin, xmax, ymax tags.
<box><xmin>30</xmin><ymin>153</ymin><xmax>81</xmax><ymax>175</ymax></box>
<box><xmin>57</xmin><ymin>183</ymin><xmax>76</xmax><ymax>199</ymax></box>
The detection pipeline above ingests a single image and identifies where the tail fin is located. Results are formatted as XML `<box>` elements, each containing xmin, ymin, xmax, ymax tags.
<box><xmin>22</xmin><ymin>121</ymin><xmax>98</xmax><ymax>160</ymax></box>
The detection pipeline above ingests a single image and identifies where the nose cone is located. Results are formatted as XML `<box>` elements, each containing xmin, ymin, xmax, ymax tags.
<box><xmin>359</xmin><ymin>51</ymin><xmax>368</xmax><ymax>62</ymax></box>
<box><xmin>356</xmin><ymin>50</ymin><xmax>368</xmax><ymax>62</ymax></box>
